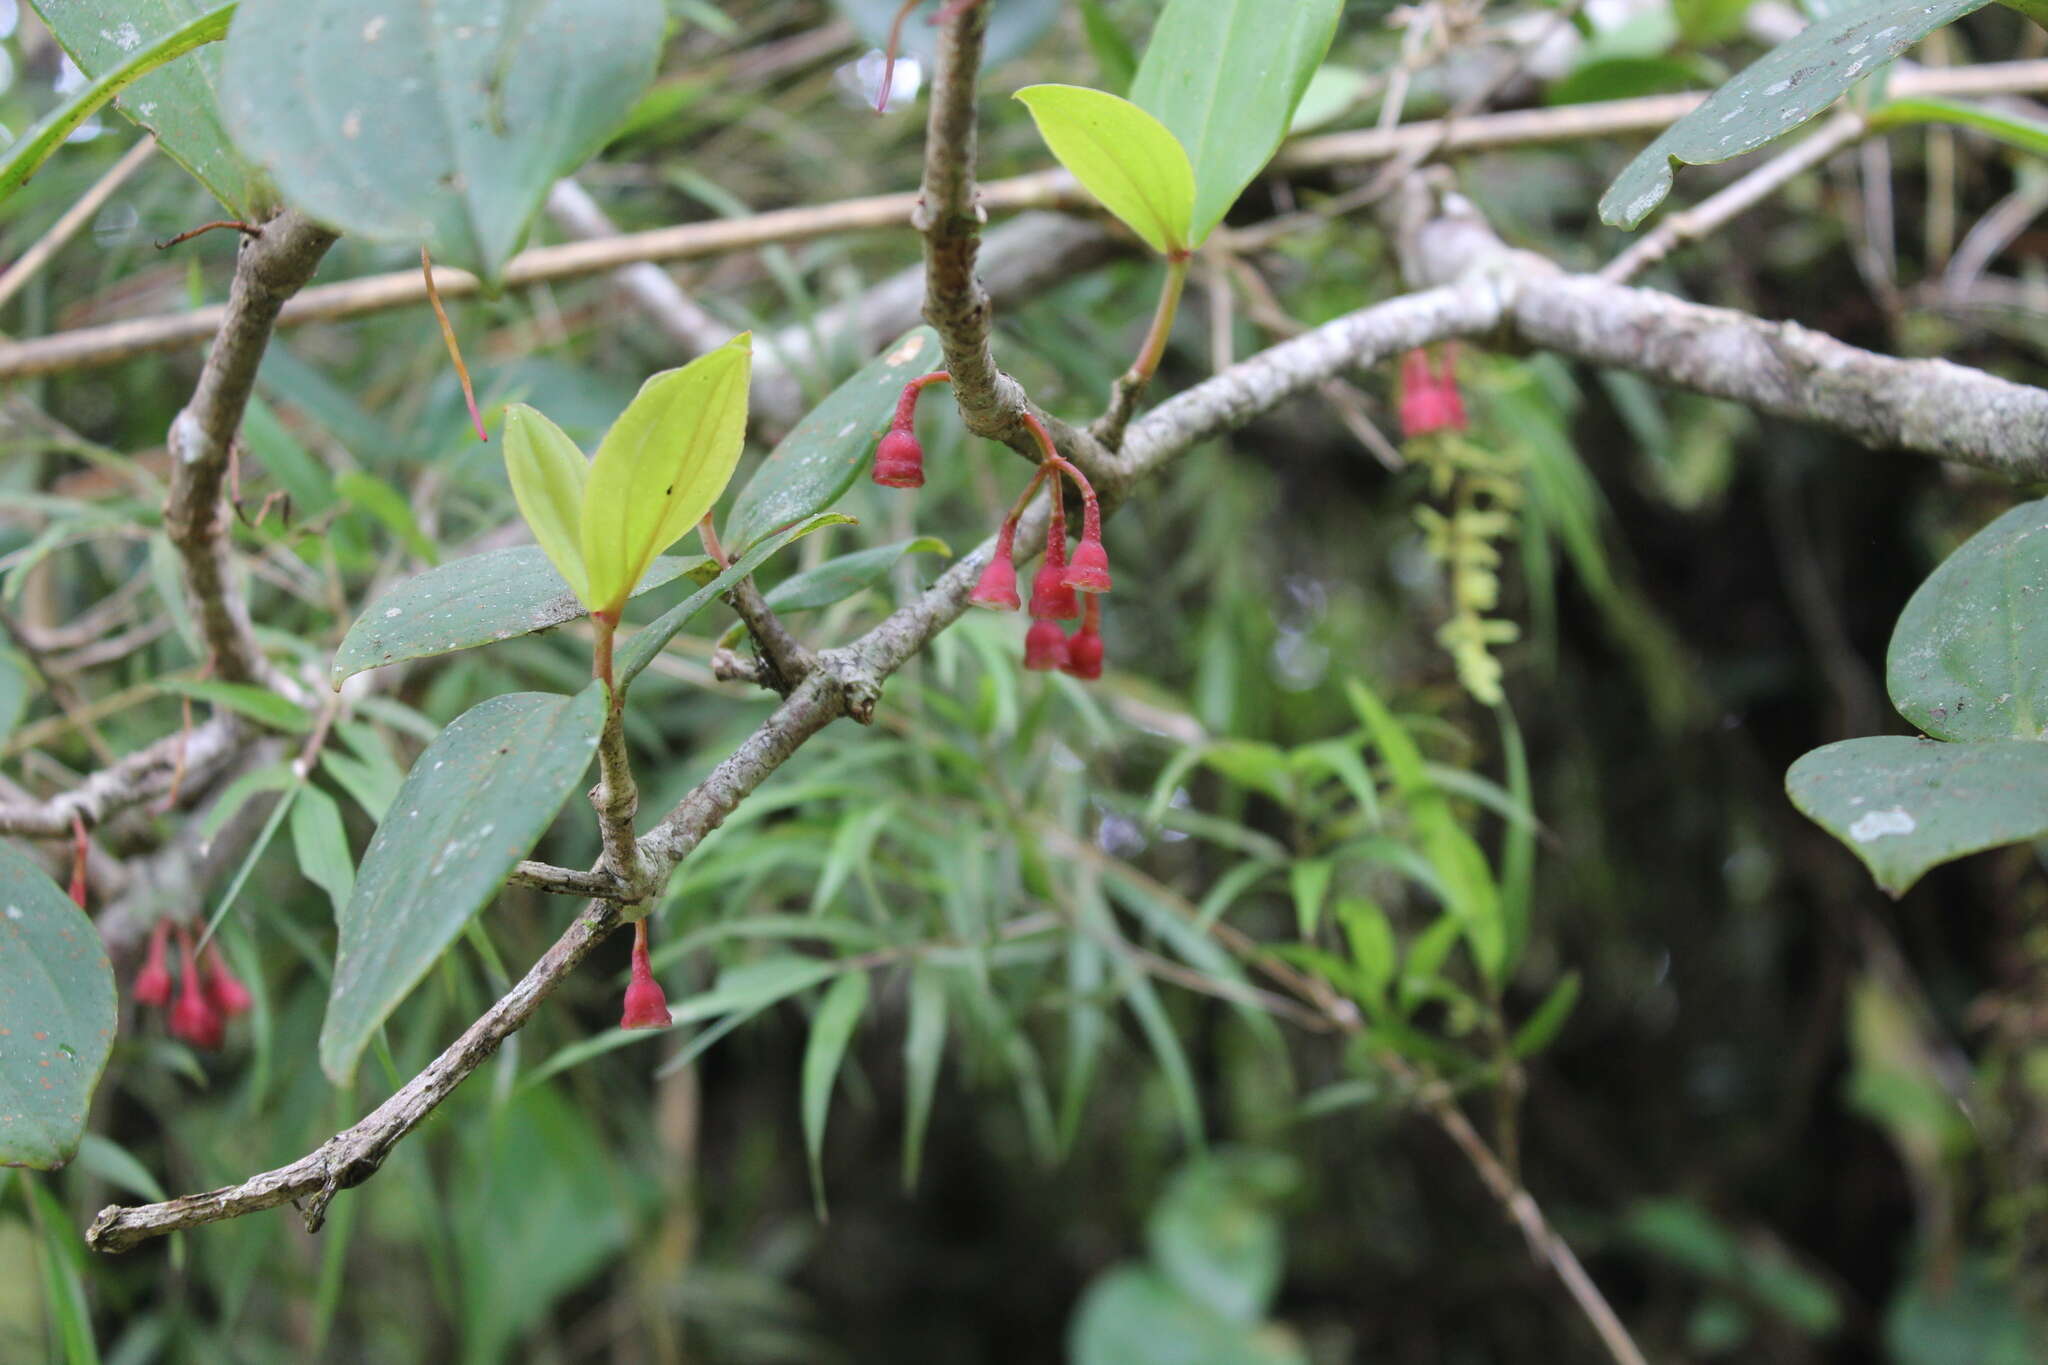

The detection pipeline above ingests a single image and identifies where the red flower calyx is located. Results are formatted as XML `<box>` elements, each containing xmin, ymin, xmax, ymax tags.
<box><xmin>1399</xmin><ymin>346</ymin><xmax>1468</xmax><ymax>440</ymax></box>
<box><xmin>872</xmin><ymin>371</ymin><xmax>951</xmax><ymax>489</ymax></box>
<box><xmin>133</xmin><ymin>918</ymin><xmax>173</xmax><ymax>1009</ymax></box>
<box><xmin>620</xmin><ymin>921</ymin><xmax>673</xmax><ymax>1030</ymax></box>
<box><xmin>1023</xmin><ymin>616</ymin><xmax>1070</xmax><ymax>672</ymax></box>
<box><xmin>169</xmin><ymin>927</ymin><xmax>223</xmax><ymax>1051</ymax></box>
<box><xmin>1062</xmin><ymin>597</ymin><xmax>1104</xmax><ymax>681</ymax></box>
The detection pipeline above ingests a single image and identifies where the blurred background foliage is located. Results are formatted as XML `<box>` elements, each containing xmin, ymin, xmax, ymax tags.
<box><xmin>2</xmin><ymin>0</ymin><xmax>2047</xmax><ymax>1361</ymax></box>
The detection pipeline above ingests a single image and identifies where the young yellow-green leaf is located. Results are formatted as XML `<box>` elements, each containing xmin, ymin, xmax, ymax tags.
<box><xmin>502</xmin><ymin>404</ymin><xmax>590</xmax><ymax>606</ymax></box>
<box><xmin>581</xmin><ymin>335</ymin><xmax>753</xmax><ymax>613</ymax></box>
<box><xmin>1014</xmin><ymin>85</ymin><xmax>1194</xmax><ymax>256</ymax></box>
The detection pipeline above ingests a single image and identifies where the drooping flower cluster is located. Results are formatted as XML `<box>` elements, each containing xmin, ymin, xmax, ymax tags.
<box><xmin>1399</xmin><ymin>345</ymin><xmax>1468</xmax><ymax>440</ymax></box>
<box><xmin>873</xmin><ymin>377</ymin><xmax>1112</xmax><ymax>678</ymax></box>
<box><xmin>131</xmin><ymin>918</ymin><xmax>253</xmax><ymax>1050</ymax></box>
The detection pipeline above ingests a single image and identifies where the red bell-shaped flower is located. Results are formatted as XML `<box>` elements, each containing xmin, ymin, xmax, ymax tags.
<box><xmin>1062</xmin><ymin>529</ymin><xmax>1111</xmax><ymax>595</ymax></box>
<box><xmin>202</xmin><ymin>942</ymin><xmax>254</xmax><ymax>1019</ymax></box>
<box><xmin>1023</xmin><ymin>616</ymin><xmax>1070</xmax><ymax>671</ymax></box>
<box><xmin>133</xmin><ymin>919</ymin><xmax>173</xmax><ymax>1009</ymax></box>
<box><xmin>169</xmin><ymin>929</ymin><xmax>223</xmax><ymax>1050</ymax></box>
<box><xmin>1062</xmin><ymin>599</ymin><xmax>1104</xmax><ymax>681</ymax></box>
<box><xmin>1398</xmin><ymin>347</ymin><xmax>1468</xmax><ymax>439</ymax></box>
<box><xmin>871</xmin><ymin>426</ymin><xmax>925</xmax><ymax>488</ymax></box>
<box><xmin>620</xmin><ymin>922</ymin><xmax>673</xmax><ymax>1030</ymax></box>
<box><xmin>970</xmin><ymin>539</ymin><xmax>1021</xmax><ymax>610</ymax></box>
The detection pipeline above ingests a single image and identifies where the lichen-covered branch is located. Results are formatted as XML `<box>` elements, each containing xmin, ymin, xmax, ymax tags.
<box><xmin>0</xmin><ymin>714</ymin><xmax>244</xmax><ymax>838</ymax></box>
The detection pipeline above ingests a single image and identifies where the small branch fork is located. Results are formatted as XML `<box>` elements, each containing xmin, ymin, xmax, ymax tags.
<box><xmin>71</xmin><ymin>28</ymin><xmax>2048</xmax><ymax>1362</ymax></box>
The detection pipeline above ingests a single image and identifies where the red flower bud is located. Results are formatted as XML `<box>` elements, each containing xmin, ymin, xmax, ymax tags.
<box><xmin>1399</xmin><ymin>347</ymin><xmax>1468</xmax><ymax>439</ymax></box>
<box><xmin>132</xmin><ymin>919</ymin><xmax>173</xmax><ymax>1009</ymax></box>
<box><xmin>169</xmin><ymin>928</ymin><xmax>223</xmax><ymax>1050</ymax></box>
<box><xmin>1028</xmin><ymin>495</ymin><xmax>1080</xmax><ymax>621</ymax></box>
<box><xmin>871</xmin><ymin>426</ymin><xmax>925</xmax><ymax>488</ymax></box>
<box><xmin>620</xmin><ymin>921</ymin><xmax>672</xmax><ymax>1030</ymax></box>
<box><xmin>970</xmin><ymin>539</ymin><xmax>1021</xmax><ymax>611</ymax></box>
<box><xmin>202</xmin><ymin>942</ymin><xmax>254</xmax><ymax>1019</ymax></box>
<box><xmin>1062</xmin><ymin>598</ymin><xmax>1104</xmax><ymax>680</ymax></box>
<box><xmin>1062</xmin><ymin>533</ymin><xmax>1111</xmax><ymax>595</ymax></box>
<box><xmin>1023</xmin><ymin>616</ymin><xmax>1070</xmax><ymax>671</ymax></box>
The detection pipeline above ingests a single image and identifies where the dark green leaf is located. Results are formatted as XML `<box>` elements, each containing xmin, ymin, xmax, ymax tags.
<box><xmin>1599</xmin><ymin>0</ymin><xmax>1992</xmax><ymax>227</ymax></box>
<box><xmin>764</xmin><ymin>536</ymin><xmax>950</xmax><ymax>613</ymax></box>
<box><xmin>319</xmin><ymin>686</ymin><xmax>604</xmax><ymax>1084</ymax></box>
<box><xmin>220</xmin><ymin>0</ymin><xmax>665</xmax><ymax>283</ymax></box>
<box><xmin>725</xmin><ymin>328</ymin><xmax>940</xmax><ymax>550</ymax></box>
<box><xmin>1146</xmin><ymin>1150</ymin><xmax>1298</xmax><ymax>1323</ymax></box>
<box><xmin>332</xmin><ymin>547</ymin><xmax>708</xmax><ymax>684</ymax></box>
<box><xmin>1129</xmin><ymin>0</ymin><xmax>1342</xmax><ymax>244</ymax></box>
<box><xmin>1888</xmin><ymin>497</ymin><xmax>2048</xmax><ymax>741</ymax></box>
<box><xmin>30</xmin><ymin>0</ymin><xmax>272</xmax><ymax>216</ymax></box>
<box><xmin>290</xmin><ymin>786</ymin><xmax>354</xmax><ymax>919</ymax></box>
<box><xmin>1787</xmin><ymin>736</ymin><xmax>2048</xmax><ymax>897</ymax></box>
<box><xmin>0</xmin><ymin>841</ymin><xmax>117</xmax><ymax>1170</ymax></box>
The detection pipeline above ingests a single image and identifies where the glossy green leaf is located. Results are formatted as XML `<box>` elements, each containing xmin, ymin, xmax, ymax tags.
<box><xmin>764</xmin><ymin>537</ymin><xmax>950</xmax><ymax>613</ymax></box>
<box><xmin>801</xmin><ymin>969</ymin><xmax>869</xmax><ymax>1218</ymax></box>
<box><xmin>901</xmin><ymin>965</ymin><xmax>947</xmax><ymax>1190</ymax></box>
<box><xmin>1888</xmin><ymin>498</ymin><xmax>2048</xmax><ymax>742</ymax></box>
<box><xmin>0</xmin><ymin>4</ymin><xmax>234</xmax><ymax>203</ymax></box>
<box><xmin>1872</xmin><ymin>97</ymin><xmax>2048</xmax><ymax>158</ymax></box>
<box><xmin>30</xmin><ymin>0</ymin><xmax>272</xmax><ymax>216</ymax></box>
<box><xmin>0</xmin><ymin>841</ymin><xmax>116</xmax><ymax>1170</ymax></box>
<box><xmin>219</xmin><ymin>0</ymin><xmax>665</xmax><ymax>282</ymax></box>
<box><xmin>157</xmin><ymin>677</ymin><xmax>310</xmax><ymax>732</ymax></box>
<box><xmin>319</xmin><ymin>686</ymin><xmax>604</xmax><ymax>1085</ymax></box>
<box><xmin>1787</xmin><ymin>736</ymin><xmax>2048</xmax><ymax>897</ymax></box>
<box><xmin>725</xmin><ymin>327</ymin><xmax>941</xmax><ymax>550</ymax></box>
<box><xmin>1599</xmin><ymin>0</ymin><xmax>1992</xmax><ymax>228</ymax></box>
<box><xmin>331</xmin><ymin>548</ymin><xmax>707</xmax><ymax>685</ymax></box>
<box><xmin>615</xmin><ymin>513</ymin><xmax>854</xmax><ymax>687</ymax></box>
<box><xmin>1128</xmin><ymin>0</ymin><xmax>1341</xmax><ymax>244</ymax></box>
<box><xmin>1015</xmin><ymin>84</ymin><xmax>1195</xmax><ymax>255</ymax></box>
<box><xmin>502</xmin><ymin>404</ymin><xmax>590</xmax><ymax>604</ymax></box>
<box><xmin>581</xmin><ymin>335</ymin><xmax>752</xmax><ymax>613</ymax></box>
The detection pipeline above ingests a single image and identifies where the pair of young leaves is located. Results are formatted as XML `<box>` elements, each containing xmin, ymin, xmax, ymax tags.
<box><xmin>504</xmin><ymin>334</ymin><xmax>752</xmax><ymax>618</ymax></box>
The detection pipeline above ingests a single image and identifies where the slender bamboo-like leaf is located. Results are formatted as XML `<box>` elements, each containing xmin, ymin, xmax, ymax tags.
<box><xmin>1871</xmin><ymin>96</ymin><xmax>2048</xmax><ymax>159</ymax></box>
<box><xmin>802</xmin><ymin>970</ymin><xmax>870</xmax><ymax>1218</ymax></box>
<box><xmin>902</xmin><ymin>965</ymin><xmax>948</xmax><ymax>1190</ymax></box>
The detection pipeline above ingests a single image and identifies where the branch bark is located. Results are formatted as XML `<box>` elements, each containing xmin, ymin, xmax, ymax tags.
<box><xmin>162</xmin><ymin>210</ymin><xmax>335</xmax><ymax>694</ymax></box>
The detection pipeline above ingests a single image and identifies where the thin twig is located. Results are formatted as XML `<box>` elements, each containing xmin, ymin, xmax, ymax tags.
<box><xmin>0</xmin><ymin>137</ymin><xmax>155</xmax><ymax>312</ymax></box>
<box><xmin>8</xmin><ymin>59</ymin><xmax>2048</xmax><ymax>379</ymax></box>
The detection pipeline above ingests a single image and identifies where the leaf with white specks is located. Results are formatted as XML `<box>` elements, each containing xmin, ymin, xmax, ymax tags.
<box><xmin>1599</xmin><ymin>0</ymin><xmax>1993</xmax><ymax>228</ymax></box>
<box><xmin>0</xmin><ymin>840</ymin><xmax>116</xmax><ymax>1170</ymax></box>
<box><xmin>318</xmin><ymin>685</ymin><xmax>604</xmax><ymax>1085</ymax></box>
<box><xmin>1888</xmin><ymin>497</ymin><xmax>2048</xmax><ymax>742</ymax></box>
<box><xmin>331</xmin><ymin>547</ymin><xmax>709</xmax><ymax>685</ymax></box>
<box><xmin>1786</xmin><ymin>736</ymin><xmax>2048</xmax><ymax>897</ymax></box>
<box><xmin>724</xmin><ymin>328</ymin><xmax>941</xmax><ymax>551</ymax></box>
<box><xmin>219</xmin><ymin>0</ymin><xmax>666</xmax><ymax>283</ymax></box>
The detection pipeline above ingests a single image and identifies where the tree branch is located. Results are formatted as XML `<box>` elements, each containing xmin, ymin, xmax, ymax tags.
<box><xmin>0</xmin><ymin>714</ymin><xmax>244</xmax><ymax>838</ymax></box>
<box><xmin>80</xmin><ymin>178</ymin><xmax>2048</xmax><ymax>1252</ymax></box>
<box><xmin>162</xmin><ymin>209</ymin><xmax>335</xmax><ymax>694</ymax></box>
